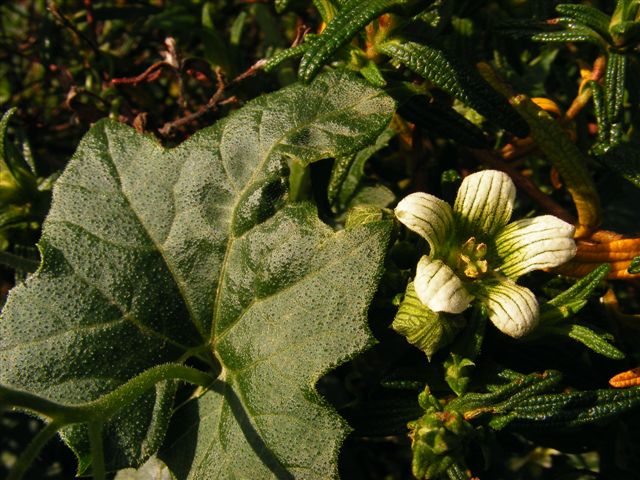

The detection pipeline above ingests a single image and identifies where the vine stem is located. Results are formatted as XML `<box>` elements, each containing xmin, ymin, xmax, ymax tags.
<box><xmin>88</xmin><ymin>422</ymin><xmax>106</xmax><ymax>480</ymax></box>
<box><xmin>7</xmin><ymin>420</ymin><xmax>62</xmax><ymax>480</ymax></box>
<box><xmin>0</xmin><ymin>363</ymin><xmax>214</xmax><ymax>423</ymax></box>
<box><xmin>1</xmin><ymin>363</ymin><xmax>215</xmax><ymax>480</ymax></box>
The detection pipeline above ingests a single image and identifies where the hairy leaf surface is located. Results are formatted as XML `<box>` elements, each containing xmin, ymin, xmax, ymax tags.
<box><xmin>0</xmin><ymin>70</ymin><xmax>394</xmax><ymax>476</ymax></box>
<box><xmin>161</xmin><ymin>204</ymin><xmax>391</xmax><ymax>478</ymax></box>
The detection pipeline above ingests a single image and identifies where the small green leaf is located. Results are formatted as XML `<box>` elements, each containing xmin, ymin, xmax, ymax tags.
<box><xmin>546</xmin><ymin>263</ymin><xmax>610</xmax><ymax>309</ymax></box>
<box><xmin>555</xmin><ymin>4</ymin><xmax>612</xmax><ymax>38</ymax></box>
<box><xmin>397</xmin><ymin>96</ymin><xmax>488</xmax><ymax>148</ymax></box>
<box><xmin>531</xmin><ymin>25</ymin><xmax>608</xmax><ymax>48</ymax></box>
<box><xmin>548</xmin><ymin>323</ymin><xmax>625</xmax><ymax>359</ymax></box>
<box><xmin>629</xmin><ymin>255</ymin><xmax>640</xmax><ymax>274</ymax></box>
<box><xmin>392</xmin><ymin>282</ymin><xmax>465</xmax><ymax>359</ymax></box>
<box><xmin>359</xmin><ymin>59</ymin><xmax>387</xmax><ymax>87</ymax></box>
<box><xmin>264</xmin><ymin>43</ymin><xmax>309</xmax><ymax>73</ymax></box>
<box><xmin>509</xmin><ymin>386</ymin><xmax>640</xmax><ymax>429</ymax></box>
<box><xmin>345</xmin><ymin>204</ymin><xmax>387</xmax><ymax>229</ymax></box>
<box><xmin>0</xmin><ymin>108</ymin><xmax>37</xmax><ymax>196</ymax></box>
<box><xmin>330</xmin><ymin>127</ymin><xmax>395</xmax><ymax>209</ymax></box>
<box><xmin>377</xmin><ymin>41</ymin><xmax>529</xmax><ymax>137</ymax></box>
<box><xmin>0</xmin><ymin>250</ymin><xmax>39</xmax><ymax>273</ymax></box>
<box><xmin>604</xmin><ymin>52</ymin><xmax>627</xmax><ymax>125</ymax></box>
<box><xmin>201</xmin><ymin>3</ymin><xmax>232</xmax><ymax>74</ymax></box>
<box><xmin>596</xmin><ymin>143</ymin><xmax>640</xmax><ymax>188</ymax></box>
<box><xmin>313</xmin><ymin>0</ymin><xmax>340</xmax><ymax>22</ymax></box>
<box><xmin>299</xmin><ymin>0</ymin><xmax>413</xmax><ymax>82</ymax></box>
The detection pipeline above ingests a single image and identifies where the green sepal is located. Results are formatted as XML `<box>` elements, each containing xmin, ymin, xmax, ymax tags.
<box><xmin>376</xmin><ymin>41</ymin><xmax>529</xmax><ymax>137</ymax></box>
<box><xmin>298</xmin><ymin>0</ymin><xmax>413</xmax><ymax>82</ymax></box>
<box><xmin>392</xmin><ymin>282</ymin><xmax>466</xmax><ymax>360</ymax></box>
<box><xmin>630</xmin><ymin>255</ymin><xmax>640</xmax><ymax>274</ymax></box>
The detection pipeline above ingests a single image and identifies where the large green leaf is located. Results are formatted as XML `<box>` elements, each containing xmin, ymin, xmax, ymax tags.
<box><xmin>161</xmin><ymin>204</ymin><xmax>391</xmax><ymax>478</ymax></box>
<box><xmin>0</xmin><ymin>70</ymin><xmax>394</xmax><ymax>476</ymax></box>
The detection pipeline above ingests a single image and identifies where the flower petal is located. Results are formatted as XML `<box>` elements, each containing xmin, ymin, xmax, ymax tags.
<box><xmin>454</xmin><ymin>170</ymin><xmax>516</xmax><ymax>239</ymax></box>
<box><xmin>494</xmin><ymin>215</ymin><xmax>577</xmax><ymax>279</ymax></box>
<box><xmin>476</xmin><ymin>279</ymin><xmax>539</xmax><ymax>338</ymax></box>
<box><xmin>414</xmin><ymin>256</ymin><xmax>473</xmax><ymax>314</ymax></box>
<box><xmin>395</xmin><ymin>192</ymin><xmax>454</xmax><ymax>255</ymax></box>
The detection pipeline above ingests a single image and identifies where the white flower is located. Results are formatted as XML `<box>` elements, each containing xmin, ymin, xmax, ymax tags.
<box><xmin>395</xmin><ymin>170</ymin><xmax>576</xmax><ymax>338</ymax></box>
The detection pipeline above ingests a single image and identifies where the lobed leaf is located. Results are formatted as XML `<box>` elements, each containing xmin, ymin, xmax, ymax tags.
<box><xmin>0</xmin><ymin>71</ymin><xmax>395</xmax><ymax>476</ymax></box>
<box><xmin>161</xmin><ymin>204</ymin><xmax>392</xmax><ymax>479</ymax></box>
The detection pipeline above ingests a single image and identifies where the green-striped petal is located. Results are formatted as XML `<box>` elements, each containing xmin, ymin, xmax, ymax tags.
<box><xmin>414</xmin><ymin>256</ymin><xmax>473</xmax><ymax>314</ymax></box>
<box><xmin>494</xmin><ymin>215</ymin><xmax>577</xmax><ymax>279</ymax></box>
<box><xmin>476</xmin><ymin>279</ymin><xmax>539</xmax><ymax>338</ymax></box>
<box><xmin>454</xmin><ymin>170</ymin><xmax>515</xmax><ymax>239</ymax></box>
<box><xmin>395</xmin><ymin>192</ymin><xmax>454</xmax><ymax>255</ymax></box>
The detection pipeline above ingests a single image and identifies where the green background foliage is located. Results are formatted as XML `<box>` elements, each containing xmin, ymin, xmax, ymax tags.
<box><xmin>2</xmin><ymin>0</ymin><xmax>640</xmax><ymax>479</ymax></box>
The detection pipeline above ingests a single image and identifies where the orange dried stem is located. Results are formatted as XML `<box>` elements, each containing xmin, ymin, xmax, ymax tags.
<box><xmin>610</xmin><ymin>368</ymin><xmax>640</xmax><ymax>388</ymax></box>
<box><xmin>554</xmin><ymin>230</ymin><xmax>640</xmax><ymax>279</ymax></box>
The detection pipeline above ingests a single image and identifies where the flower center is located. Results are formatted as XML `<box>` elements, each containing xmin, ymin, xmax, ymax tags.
<box><xmin>456</xmin><ymin>237</ymin><xmax>488</xmax><ymax>279</ymax></box>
